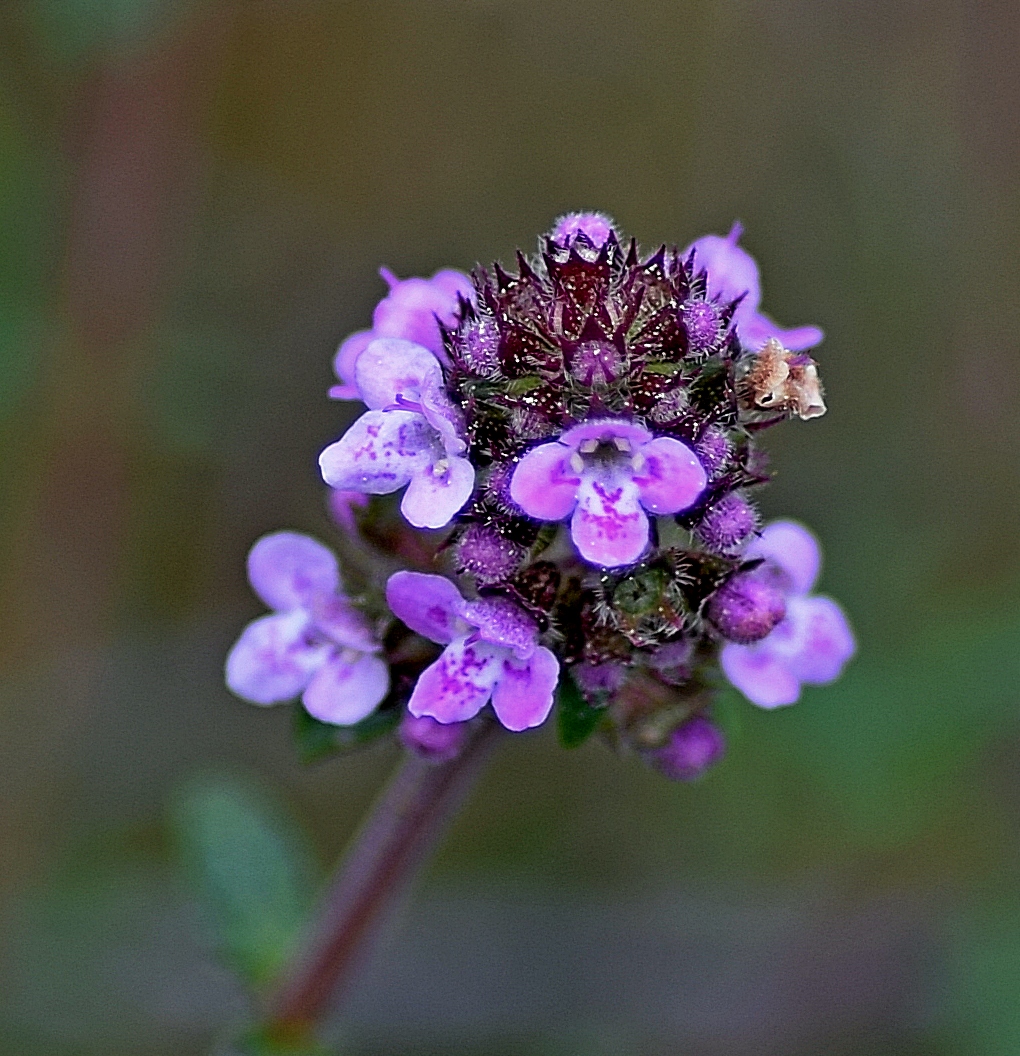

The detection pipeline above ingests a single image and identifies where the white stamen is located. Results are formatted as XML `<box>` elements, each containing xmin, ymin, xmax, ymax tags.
<box><xmin>432</xmin><ymin>459</ymin><xmax>449</xmax><ymax>477</ymax></box>
<box><xmin>631</xmin><ymin>452</ymin><xmax>647</xmax><ymax>473</ymax></box>
<box><xmin>579</xmin><ymin>439</ymin><xmax>599</xmax><ymax>454</ymax></box>
<box><xmin>613</xmin><ymin>436</ymin><xmax>632</xmax><ymax>453</ymax></box>
<box><xmin>569</xmin><ymin>452</ymin><xmax>585</xmax><ymax>474</ymax></box>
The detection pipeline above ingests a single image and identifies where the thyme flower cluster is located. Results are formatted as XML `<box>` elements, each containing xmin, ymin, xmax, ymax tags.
<box><xmin>226</xmin><ymin>214</ymin><xmax>854</xmax><ymax>780</ymax></box>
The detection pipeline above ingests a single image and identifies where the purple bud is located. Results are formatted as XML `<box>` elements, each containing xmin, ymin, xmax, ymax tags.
<box><xmin>456</xmin><ymin>524</ymin><xmax>524</xmax><ymax>584</ymax></box>
<box><xmin>697</xmin><ymin>492</ymin><xmax>759</xmax><ymax>554</ymax></box>
<box><xmin>462</xmin><ymin>315</ymin><xmax>501</xmax><ymax>376</ymax></box>
<box><xmin>399</xmin><ymin>712</ymin><xmax>469</xmax><ymax>763</ymax></box>
<box><xmin>647</xmin><ymin>716</ymin><xmax>726</xmax><ymax>781</ymax></box>
<box><xmin>571</xmin><ymin>660</ymin><xmax>627</xmax><ymax>700</ymax></box>
<box><xmin>550</xmin><ymin>211</ymin><xmax>615</xmax><ymax>249</ymax></box>
<box><xmin>681</xmin><ymin>299</ymin><xmax>722</xmax><ymax>353</ymax></box>
<box><xmin>694</xmin><ymin>426</ymin><xmax>732</xmax><ymax>480</ymax></box>
<box><xmin>568</xmin><ymin>340</ymin><xmax>624</xmax><ymax>386</ymax></box>
<box><xmin>707</xmin><ymin>574</ymin><xmax>786</xmax><ymax>644</ymax></box>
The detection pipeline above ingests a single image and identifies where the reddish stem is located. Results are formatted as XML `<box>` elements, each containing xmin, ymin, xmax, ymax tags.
<box><xmin>263</xmin><ymin>719</ymin><xmax>503</xmax><ymax>1037</ymax></box>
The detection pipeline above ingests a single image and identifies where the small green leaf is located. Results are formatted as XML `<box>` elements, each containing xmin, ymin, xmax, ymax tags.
<box><xmin>556</xmin><ymin>676</ymin><xmax>605</xmax><ymax>749</ymax></box>
<box><xmin>292</xmin><ymin>703</ymin><xmax>400</xmax><ymax>764</ymax></box>
<box><xmin>506</xmin><ymin>375</ymin><xmax>543</xmax><ymax>394</ymax></box>
<box><xmin>169</xmin><ymin>773</ymin><xmax>317</xmax><ymax>989</ymax></box>
<box><xmin>642</xmin><ymin>361</ymin><xmax>683</xmax><ymax>376</ymax></box>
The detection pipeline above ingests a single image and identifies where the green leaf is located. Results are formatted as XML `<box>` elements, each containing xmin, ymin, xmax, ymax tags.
<box><xmin>642</xmin><ymin>361</ymin><xmax>683</xmax><ymax>376</ymax></box>
<box><xmin>556</xmin><ymin>676</ymin><xmax>605</xmax><ymax>749</ymax></box>
<box><xmin>169</xmin><ymin>773</ymin><xmax>317</xmax><ymax>989</ymax></box>
<box><xmin>506</xmin><ymin>375</ymin><xmax>543</xmax><ymax>395</ymax></box>
<box><xmin>292</xmin><ymin>702</ymin><xmax>400</xmax><ymax>764</ymax></box>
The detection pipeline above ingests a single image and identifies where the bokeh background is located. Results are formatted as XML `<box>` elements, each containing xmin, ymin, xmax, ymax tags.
<box><xmin>1</xmin><ymin>0</ymin><xmax>1019</xmax><ymax>1053</ymax></box>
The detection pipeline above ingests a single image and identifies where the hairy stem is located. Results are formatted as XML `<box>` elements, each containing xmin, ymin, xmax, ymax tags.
<box><xmin>262</xmin><ymin>718</ymin><xmax>503</xmax><ymax>1037</ymax></box>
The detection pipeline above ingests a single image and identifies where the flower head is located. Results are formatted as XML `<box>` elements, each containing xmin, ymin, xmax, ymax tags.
<box><xmin>720</xmin><ymin>521</ymin><xmax>855</xmax><ymax>708</ymax></box>
<box><xmin>509</xmin><ymin>419</ymin><xmax>706</xmax><ymax>567</ymax></box>
<box><xmin>319</xmin><ymin>339</ymin><xmax>475</xmax><ymax>529</ymax></box>
<box><xmin>386</xmin><ymin>571</ymin><xmax>560</xmax><ymax>731</ymax></box>
<box><xmin>225</xmin><ymin>532</ymin><xmax>389</xmax><ymax>725</ymax></box>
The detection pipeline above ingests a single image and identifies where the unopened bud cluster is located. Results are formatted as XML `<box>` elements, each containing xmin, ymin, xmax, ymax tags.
<box><xmin>226</xmin><ymin>214</ymin><xmax>854</xmax><ymax>782</ymax></box>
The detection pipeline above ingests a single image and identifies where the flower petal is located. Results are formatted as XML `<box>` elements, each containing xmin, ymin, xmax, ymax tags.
<box><xmin>386</xmin><ymin>571</ymin><xmax>465</xmax><ymax>645</ymax></box>
<box><xmin>247</xmin><ymin>532</ymin><xmax>340</xmax><ymax>612</ymax></box>
<box><xmin>633</xmin><ymin>436</ymin><xmax>707</xmax><ymax>514</ymax></box>
<box><xmin>491</xmin><ymin>646</ymin><xmax>559</xmax><ymax>731</ymax></box>
<box><xmin>780</xmin><ymin>595</ymin><xmax>855</xmax><ymax>685</ymax></box>
<box><xmin>407</xmin><ymin>638</ymin><xmax>503</xmax><ymax>724</ymax></box>
<box><xmin>400</xmin><ymin>454</ymin><xmax>475</xmax><ymax>529</ymax></box>
<box><xmin>459</xmin><ymin>595</ymin><xmax>538</xmax><ymax>658</ymax></box>
<box><xmin>719</xmin><ymin>641</ymin><xmax>802</xmax><ymax>709</ymax></box>
<box><xmin>225</xmin><ymin>611</ymin><xmax>326</xmax><ymax>705</ymax></box>
<box><xmin>571</xmin><ymin>469</ymin><xmax>647</xmax><ymax>567</ymax></box>
<box><xmin>310</xmin><ymin>593</ymin><xmax>379</xmax><ymax>653</ymax></box>
<box><xmin>331</xmin><ymin>329</ymin><xmax>373</xmax><ymax>399</ymax></box>
<box><xmin>354</xmin><ymin>338</ymin><xmax>445</xmax><ymax>411</ymax></box>
<box><xmin>318</xmin><ymin>410</ymin><xmax>435</xmax><ymax>494</ymax></box>
<box><xmin>509</xmin><ymin>442</ymin><xmax>580</xmax><ymax>521</ymax></box>
<box><xmin>685</xmin><ymin>224</ymin><xmax>762</xmax><ymax>316</ymax></box>
<box><xmin>746</xmin><ymin>520</ymin><xmax>821</xmax><ymax>595</ymax></box>
<box><xmin>738</xmin><ymin>313</ymin><xmax>824</xmax><ymax>353</ymax></box>
<box><xmin>373</xmin><ymin>268</ymin><xmax>472</xmax><ymax>358</ymax></box>
<box><xmin>302</xmin><ymin>652</ymin><xmax>390</xmax><ymax>726</ymax></box>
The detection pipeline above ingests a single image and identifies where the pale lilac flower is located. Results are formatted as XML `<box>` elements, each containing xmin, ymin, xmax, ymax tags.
<box><xmin>330</xmin><ymin>267</ymin><xmax>473</xmax><ymax>398</ymax></box>
<box><xmin>225</xmin><ymin>532</ymin><xmax>389</xmax><ymax>725</ymax></box>
<box><xmin>720</xmin><ymin>521</ymin><xmax>855</xmax><ymax>708</ymax></box>
<box><xmin>386</xmin><ymin>571</ymin><xmax>560</xmax><ymax>732</ymax></box>
<box><xmin>509</xmin><ymin>419</ymin><xmax>707</xmax><ymax>567</ymax></box>
<box><xmin>684</xmin><ymin>223</ymin><xmax>823</xmax><ymax>353</ymax></box>
<box><xmin>319</xmin><ymin>339</ymin><xmax>475</xmax><ymax>530</ymax></box>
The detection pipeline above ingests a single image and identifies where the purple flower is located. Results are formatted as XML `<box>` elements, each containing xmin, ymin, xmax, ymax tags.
<box><xmin>646</xmin><ymin>716</ymin><xmax>726</xmax><ymax>781</ymax></box>
<box><xmin>386</xmin><ymin>571</ymin><xmax>560</xmax><ymax>732</ymax></box>
<box><xmin>225</xmin><ymin>533</ymin><xmax>389</xmax><ymax>725</ymax></box>
<box><xmin>684</xmin><ymin>223</ymin><xmax>823</xmax><ymax>353</ymax></box>
<box><xmin>318</xmin><ymin>339</ymin><xmax>475</xmax><ymax>529</ymax></box>
<box><xmin>720</xmin><ymin>521</ymin><xmax>855</xmax><ymax>708</ymax></box>
<box><xmin>509</xmin><ymin>419</ymin><xmax>707</xmax><ymax>568</ymax></box>
<box><xmin>327</xmin><ymin>488</ymin><xmax>369</xmax><ymax>533</ymax></box>
<box><xmin>330</xmin><ymin>267</ymin><xmax>473</xmax><ymax>398</ymax></box>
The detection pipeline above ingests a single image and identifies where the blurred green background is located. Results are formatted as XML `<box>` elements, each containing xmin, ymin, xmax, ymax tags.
<box><xmin>1</xmin><ymin>0</ymin><xmax>1018</xmax><ymax>1053</ymax></box>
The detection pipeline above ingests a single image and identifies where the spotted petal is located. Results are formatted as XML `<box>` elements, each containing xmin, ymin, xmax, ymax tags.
<box><xmin>247</xmin><ymin>532</ymin><xmax>340</xmax><ymax>612</ymax></box>
<box><xmin>775</xmin><ymin>595</ymin><xmax>855</xmax><ymax>684</ymax></box>
<box><xmin>225</xmin><ymin>611</ymin><xmax>327</xmax><ymax>705</ymax></box>
<box><xmin>491</xmin><ymin>647</ymin><xmax>559</xmax><ymax>731</ymax></box>
<box><xmin>319</xmin><ymin>410</ymin><xmax>436</xmax><ymax>495</ymax></box>
<box><xmin>571</xmin><ymin>468</ymin><xmax>647</xmax><ymax>567</ymax></box>
<box><xmin>407</xmin><ymin>638</ymin><xmax>503</xmax><ymax>724</ymax></box>
<box><xmin>302</xmin><ymin>652</ymin><xmax>390</xmax><ymax>726</ymax></box>
<box><xmin>633</xmin><ymin>436</ymin><xmax>706</xmax><ymax>515</ymax></box>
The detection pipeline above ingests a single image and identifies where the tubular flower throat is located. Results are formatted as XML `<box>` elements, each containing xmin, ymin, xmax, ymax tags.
<box><xmin>227</xmin><ymin>213</ymin><xmax>853</xmax><ymax>780</ymax></box>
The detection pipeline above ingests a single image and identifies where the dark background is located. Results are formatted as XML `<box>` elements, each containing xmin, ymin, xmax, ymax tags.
<box><xmin>1</xmin><ymin>1</ymin><xmax>1019</xmax><ymax>1053</ymax></box>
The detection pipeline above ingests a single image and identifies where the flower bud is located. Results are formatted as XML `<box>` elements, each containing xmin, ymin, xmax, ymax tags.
<box><xmin>681</xmin><ymin>299</ymin><xmax>722</xmax><ymax>354</ymax></box>
<box><xmin>550</xmin><ymin>211</ymin><xmax>615</xmax><ymax>249</ymax></box>
<box><xmin>456</xmin><ymin>524</ymin><xmax>524</xmax><ymax>584</ymax></box>
<box><xmin>399</xmin><ymin>713</ymin><xmax>469</xmax><ymax>763</ymax></box>
<box><xmin>694</xmin><ymin>426</ymin><xmax>732</xmax><ymax>479</ymax></box>
<box><xmin>646</xmin><ymin>716</ymin><xmax>725</xmax><ymax>781</ymax></box>
<box><xmin>707</xmin><ymin>574</ymin><xmax>786</xmax><ymax>644</ymax></box>
<box><xmin>697</xmin><ymin>492</ymin><xmax>759</xmax><ymax>554</ymax></box>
